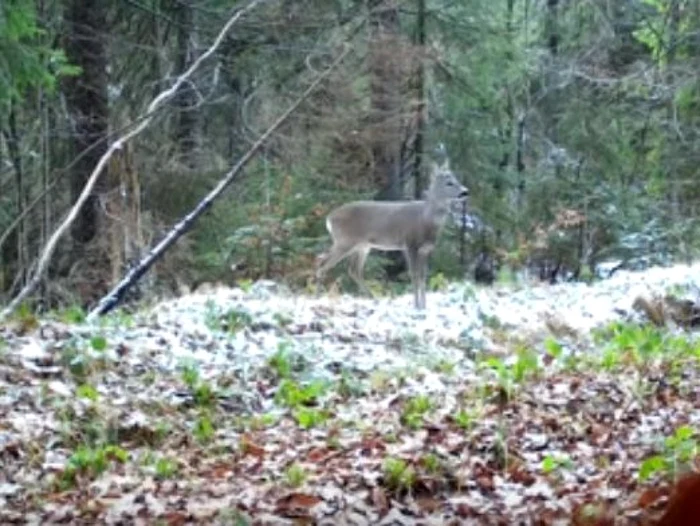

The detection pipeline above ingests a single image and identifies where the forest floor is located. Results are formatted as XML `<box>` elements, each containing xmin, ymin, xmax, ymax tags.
<box><xmin>1</xmin><ymin>263</ymin><xmax>699</xmax><ymax>524</ymax></box>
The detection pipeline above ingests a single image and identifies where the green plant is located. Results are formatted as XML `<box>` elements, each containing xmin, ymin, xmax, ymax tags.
<box><xmin>454</xmin><ymin>408</ymin><xmax>478</xmax><ymax>431</ymax></box>
<box><xmin>193</xmin><ymin>413</ymin><xmax>216</xmax><ymax>444</ymax></box>
<box><xmin>420</xmin><ymin>452</ymin><xmax>442</xmax><ymax>474</ymax></box>
<box><xmin>432</xmin><ymin>359</ymin><xmax>456</xmax><ymax>375</ymax></box>
<box><xmin>99</xmin><ymin>310</ymin><xmax>135</xmax><ymax>329</ymax></box>
<box><xmin>382</xmin><ymin>457</ymin><xmax>416</xmax><ymax>492</ymax></box>
<box><xmin>155</xmin><ymin>457</ymin><xmax>179</xmax><ymax>479</ymax></box>
<box><xmin>293</xmin><ymin>407</ymin><xmax>328</xmax><ymax>429</ymax></box>
<box><xmin>428</xmin><ymin>272</ymin><xmax>449</xmax><ymax>291</ymax></box>
<box><xmin>479</xmin><ymin>312</ymin><xmax>503</xmax><ymax>330</ymax></box>
<box><xmin>541</xmin><ymin>453</ymin><xmax>573</xmax><ymax>475</ymax></box>
<box><xmin>61</xmin><ymin>345</ymin><xmax>94</xmax><ymax>382</ymax></box>
<box><xmin>594</xmin><ymin>322</ymin><xmax>672</xmax><ymax>370</ymax></box>
<box><xmin>400</xmin><ymin>395</ymin><xmax>432</xmax><ymax>429</ymax></box>
<box><xmin>59</xmin><ymin>305</ymin><xmax>86</xmax><ymax>324</ymax></box>
<box><xmin>272</xmin><ymin>312</ymin><xmax>292</xmax><ymax>328</ymax></box>
<box><xmin>336</xmin><ymin>370</ymin><xmax>365</xmax><ymax>398</ymax></box>
<box><xmin>249</xmin><ymin>413</ymin><xmax>279</xmax><ymax>430</ymax></box>
<box><xmin>76</xmin><ymin>383</ymin><xmax>99</xmax><ymax>402</ymax></box>
<box><xmin>326</xmin><ymin>435</ymin><xmax>342</xmax><ymax>449</ymax></box>
<box><xmin>462</xmin><ymin>284</ymin><xmax>477</xmax><ymax>301</ymax></box>
<box><xmin>203</xmin><ymin>300</ymin><xmax>221</xmax><ymax>331</ymax></box>
<box><xmin>12</xmin><ymin>302</ymin><xmax>39</xmax><ymax>331</ymax></box>
<box><xmin>512</xmin><ymin>346</ymin><xmax>540</xmax><ymax>382</ymax></box>
<box><xmin>285</xmin><ymin>463</ymin><xmax>307</xmax><ymax>488</ymax></box>
<box><xmin>222</xmin><ymin>308</ymin><xmax>253</xmax><ymax>333</ymax></box>
<box><xmin>267</xmin><ymin>343</ymin><xmax>293</xmax><ymax>379</ymax></box>
<box><xmin>639</xmin><ymin>425</ymin><xmax>698</xmax><ymax>481</ymax></box>
<box><xmin>60</xmin><ymin>444</ymin><xmax>128</xmax><ymax>488</ymax></box>
<box><xmin>181</xmin><ymin>362</ymin><xmax>200</xmax><ymax>388</ymax></box>
<box><xmin>480</xmin><ymin>356</ymin><xmax>514</xmax><ymax>400</ymax></box>
<box><xmin>369</xmin><ymin>370</ymin><xmax>393</xmax><ymax>393</ymax></box>
<box><xmin>90</xmin><ymin>335</ymin><xmax>108</xmax><ymax>352</ymax></box>
<box><xmin>180</xmin><ymin>362</ymin><xmax>217</xmax><ymax>407</ymax></box>
<box><xmin>544</xmin><ymin>337</ymin><xmax>564</xmax><ymax>362</ymax></box>
<box><xmin>216</xmin><ymin>508</ymin><xmax>252</xmax><ymax>525</ymax></box>
<box><xmin>237</xmin><ymin>278</ymin><xmax>253</xmax><ymax>293</ymax></box>
<box><xmin>275</xmin><ymin>379</ymin><xmax>327</xmax><ymax>408</ymax></box>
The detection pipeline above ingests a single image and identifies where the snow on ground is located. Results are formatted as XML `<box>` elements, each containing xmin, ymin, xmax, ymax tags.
<box><xmin>134</xmin><ymin>261</ymin><xmax>700</xmax><ymax>375</ymax></box>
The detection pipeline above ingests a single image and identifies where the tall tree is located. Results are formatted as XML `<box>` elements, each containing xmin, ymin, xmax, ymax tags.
<box><xmin>367</xmin><ymin>0</ymin><xmax>402</xmax><ymax>200</ymax></box>
<box><xmin>173</xmin><ymin>0</ymin><xmax>200</xmax><ymax>169</ymax></box>
<box><xmin>62</xmin><ymin>0</ymin><xmax>110</xmax><ymax>294</ymax></box>
<box><xmin>411</xmin><ymin>0</ymin><xmax>426</xmax><ymax>199</ymax></box>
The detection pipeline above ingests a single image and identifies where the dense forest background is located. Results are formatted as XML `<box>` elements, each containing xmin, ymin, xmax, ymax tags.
<box><xmin>1</xmin><ymin>0</ymin><xmax>699</xmax><ymax>309</ymax></box>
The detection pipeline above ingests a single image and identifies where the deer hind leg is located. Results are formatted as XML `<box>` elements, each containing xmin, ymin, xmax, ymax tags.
<box><xmin>404</xmin><ymin>245</ymin><xmax>420</xmax><ymax>309</ymax></box>
<box><xmin>415</xmin><ymin>246</ymin><xmax>432</xmax><ymax>310</ymax></box>
<box><xmin>315</xmin><ymin>242</ymin><xmax>356</xmax><ymax>295</ymax></box>
<box><xmin>348</xmin><ymin>247</ymin><xmax>373</xmax><ymax>297</ymax></box>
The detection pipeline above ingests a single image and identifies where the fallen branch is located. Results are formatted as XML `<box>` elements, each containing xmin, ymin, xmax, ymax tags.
<box><xmin>86</xmin><ymin>44</ymin><xmax>351</xmax><ymax>320</ymax></box>
<box><xmin>0</xmin><ymin>0</ymin><xmax>266</xmax><ymax>322</ymax></box>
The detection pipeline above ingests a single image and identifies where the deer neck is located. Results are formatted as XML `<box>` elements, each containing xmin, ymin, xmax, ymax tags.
<box><xmin>424</xmin><ymin>194</ymin><xmax>450</xmax><ymax>224</ymax></box>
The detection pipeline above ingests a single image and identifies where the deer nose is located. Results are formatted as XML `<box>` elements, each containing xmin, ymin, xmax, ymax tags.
<box><xmin>459</xmin><ymin>187</ymin><xmax>469</xmax><ymax>198</ymax></box>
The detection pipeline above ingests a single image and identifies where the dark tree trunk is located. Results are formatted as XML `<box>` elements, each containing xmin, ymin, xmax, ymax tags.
<box><xmin>368</xmin><ymin>0</ymin><xmax>402</xmax><ymax>201</ymax></box>
<box><xmin>411</xmin><ymin>0</ymin><xmax>426</xmax><ymax>199</ymax></box>
<box><xmin>63</xmin><ymin>0</ymin><xmax>109</xmax><ymax>245</ymax></box>
<box><xmin>1</xmin><ymin>103</ymin><xmax>24</xmax><ymax>293</ymax></box>
<box><xmin>62</xmin><ymin>0</ymin><xmax>110</xmax><ymax>305</ymax></box>
<box><xmin>367</xmin><ymin>0</ymin><xmax>405</xmax><ymax>279</ymax></box>
<box><xmin>174</xmin><ymin>0</ymin><xmax>199</xmax><ymax>168</ymax></box>
<box><xmin>546</xmin><ymin>0</ymin><xmax>559</xmax><ymax>56</ymax></box>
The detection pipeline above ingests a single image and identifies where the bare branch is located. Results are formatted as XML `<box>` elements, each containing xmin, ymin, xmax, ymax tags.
<box><xmin>0</xmin><ymin>0</ymin><xmax>267</xmax><ymax>322</ymax></box>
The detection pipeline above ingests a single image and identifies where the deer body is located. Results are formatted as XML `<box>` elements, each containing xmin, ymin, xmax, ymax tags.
<box><xmin>316</xmin><ymin>161</ymin><xmax>468</xmax><ymax>309</ymax></box>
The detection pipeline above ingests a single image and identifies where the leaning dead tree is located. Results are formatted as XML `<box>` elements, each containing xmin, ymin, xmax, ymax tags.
<box><xmin>87</xmin><ymin>45</ymin><xmax>350</xmax><ymax>320</ymax></box>
<box><xmin>0</xmin><ymin>0</ymin><xmax>266</xmax><ymax>322</ymax></box>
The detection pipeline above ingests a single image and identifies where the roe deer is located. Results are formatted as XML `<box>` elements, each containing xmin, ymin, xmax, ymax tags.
<box><xmin>316</xmin><ymin>160</ymin><xmax>468</xmax><ymax>309</ymax></box>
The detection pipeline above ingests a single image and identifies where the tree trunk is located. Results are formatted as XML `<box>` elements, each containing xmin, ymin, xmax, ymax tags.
<box><xmin>174</xmin><ymin>0</ymin><xmax>200</xmax><ymax>169</ymax></box>
<box><xmin>368</xmin><ymin>0</ymin><xmax>402</xmax><ymax>201</ymax></box>
<box><xmin>367</xmin><ymin>0</ymin><xmax>405</xmax><ymax>280</ymax></box>
<box><xmin>6</xmin><ymin>104</ymin><xmax>28</xmax><ymax>292</ymax></box>
<box><xmin>63</xmin><ymin>0</ymin><xmax>110</xmax><ymax>298</ymax></box>
<box><xmin>412</xmin><ymin>0</ymin><xmax>426</xmax><ymax>199</ymax></box>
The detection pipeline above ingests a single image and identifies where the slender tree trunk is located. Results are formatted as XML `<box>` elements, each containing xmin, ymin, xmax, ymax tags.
<box><xmin>8</xmin><ymin>105</ymin><xmax>27</xmax><ymax>289</ymax></box>
<box><xmin>174</xmin><ymin>0</ymin><xmax>200</xmax><ymax>169</ymax></box>
<box><xmin>63</xmin><ymin>0</ymin><xmax>110</xmax><ymax>301</ymax></box>
<box><xmin>367</xmin><ymin>0</ymin><xmax>405</xmax><ymax>280</ymax></box>
<box><xmin>368</xmin><ymin>0</ymin><xmax>402</xmax><ymax>201</ymax></box>
<box><xmin>412</xmin><ymin>0</ymin><xmax>426</xmax><ymax>199</ymax></box>
<box><xmin>1</xmin><ymin>103</ymin><xmax>25</xmax><ymax>293</ymax></box>
<box><xmin>665</xmin><ymin>0</ymin><xmax>682</xmax><ymax>255</ymax></box>
<box><xmin>64</xmin><ymin>0</ymin><xmax>109</xmax><ymax>245</ymax></box>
